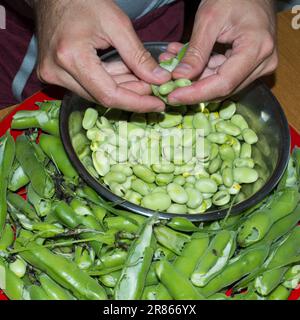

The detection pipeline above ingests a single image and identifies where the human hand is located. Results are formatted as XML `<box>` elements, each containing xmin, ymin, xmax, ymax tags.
<box><xmin>34</xmin><ymin>0</ymin><xmax>171</xmax><ymax>112</ymax></box>
<box><xmin>162</xmin><ymin>0</ymin><xmax>278</xmax><ymax>105</ymax></box>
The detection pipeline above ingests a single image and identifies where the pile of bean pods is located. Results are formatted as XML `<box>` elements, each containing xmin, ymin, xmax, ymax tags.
<box><xmin>77</xmin><ymin>100</ymin><xmax>260</xmax><ymax>214</ymax></box>
<box><xmin>0</xmin><ymin>100</ymin><xmax>299</xmax><ymax>300</ymax></box>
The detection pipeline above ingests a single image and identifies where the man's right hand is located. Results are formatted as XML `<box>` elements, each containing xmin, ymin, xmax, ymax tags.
<box><xmin>34</xmin><ymin>0</ymin><xmax>171</xmax><ymax>112</ymax></box>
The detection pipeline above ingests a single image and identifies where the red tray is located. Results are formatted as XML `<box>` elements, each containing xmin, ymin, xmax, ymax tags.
<box><xmin>0</xmin><ymin>89</ymin><xmax>299</xmax><ymax>300</ymax></box>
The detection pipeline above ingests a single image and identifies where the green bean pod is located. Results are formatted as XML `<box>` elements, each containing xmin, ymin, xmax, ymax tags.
<box><xmin>8</xmin><ymin>160</ymin><xmax>30</xmax><ymax>192</ymax></box>
<box><xmin>7</xmin><ymin>192</ymin><xmax>39</xmax><ymax>221</ymax></box>
<box><xmin>0</xmin><ymin>257</ymin><xmax>25</xmax><ymax>300</ymax></box>
<box><xmin>283</xmin><ymin>265</ymin><xmax>300</xmax><ymax>289</ymax></box>
<box><xmin>39</xmin><ymin>134</ymin><xmax>79</xmax><ymax>182</ymax></box>
<box><xmin>167</xmin><ymin>217</ymin><xmax>200</xmax><ymax>232</ymax></box>
<box><xmin>0</xmin><ymin>131</ymin><xmax>15</xmax><ymax>237</ymax></box>
<box><xmin>29</xmin><ymin>285</ymin><xmax>50</xmax><ymax>300</ymax></box>
<box><xmin>11</xmin><ymin>110</ymin><xmax>59</xmax><ymax>136</ymax></box>
<box><xmin>266</xmin><ymin>227</ymin><xmax>300</xmax><ymax>270</ymax></box>
<box><xmin>114</xmin><ymin>217</ymin><xmax>155</xmax><ymax>300</ymax></box>
<box><xmin>16</xmin><ymin>135</ymin><xmax>55</xmax><ymax>199</ymax></box>
<box><xmin>100</xmin><ymin>270</ymin><xmax>120</xmax><ymax>288</ymax></box>
<box><xmin>198</xmin><ymin>245</ymin><xmax>270</xmax><ymax>297</ymax></box>
<box><xmin>267</xmin><ymin>285</ymin><xmax>291</xmax><ymax>300</ymax></box>
<box><xmin>174</xmin><ymin>233</ymin><xmax>210</xmax><ymax>278</ymax></box>
<box><xmin>16</xmin><ymin>231</ymin><xmax>107</xmax><ymax>300</ymax></box>
<box><xmin>238</xmin><ymin>188</ymin><xmax>300</xmax><ymax>247</ymax></box>
<box><xmin>26</xmin><ymin>183</ymin><xmax>52</xmax><ymax>218</ymax></box>
<box><xmin>93</xmin><ymin>249</ymin><xmax>127</xmax><ymax>271</ymax></box>
<box><xmin>155</xmin><ymin>259</ymin><xmax>204</xmax><ymax>300</ymax></box>
<box><xmin>0</xmin><ymin>224</ymin><xmax>14</xmax><ymax>251</ymax></box>
<box><xmin>254</xmin><ymin>267</ymin><xmax>288</xmax><ymax>296</ymax></box>
<box><xmin>39</xmin><ymin>274</ymin><xmax>76</xmax><ymax>300</ymax></box>
<box><xmin>260</xmin><ymin>204</ymin><xmax>300</xmax><ymax>245</ymax></box>
<box><xmin>154</xmin><ymin>225</ymin><xmax>190</xmax><ymax>255</ymax></box>
<box><xmin>104</xmin><ymin>216</ymin><xmax>139</xmax><ymax>233</ymax></box>
<box><xmin>191</xmin><ymin>230</ymin><xmax>236</xmax><ymax>287</ymax></box>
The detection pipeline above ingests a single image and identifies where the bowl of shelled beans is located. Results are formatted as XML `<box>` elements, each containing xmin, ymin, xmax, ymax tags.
<box><xmin>59</xmin><ymin>42</ymin><xmax>290</xmax><ymax>221</ymax></box>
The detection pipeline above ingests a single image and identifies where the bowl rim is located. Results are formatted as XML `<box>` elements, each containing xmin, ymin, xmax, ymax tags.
<box><xmin>59</xmin><ymin>42</ymin><xmax>290</xmax><ymax>222</ymax></box>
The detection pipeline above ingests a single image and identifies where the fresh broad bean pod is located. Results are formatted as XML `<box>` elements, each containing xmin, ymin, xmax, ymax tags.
<box><xmin>16</xmin><ymin>135</ymin><xmax>55</xmax><ymax>199</ymax></box>
<box><xmin>238</xmin><ymin>188</ymin><xmax>300</xmax><ymax>247</ymax></box>
<box><xmin>0</xmin><ymin>257</ymin><xmax>25</xmax><ymax>300</ymax></box>
<box><xmin>267</xmin><ymin>285</ymin><xmax>291</xmax><ymax>300</ymax></box>
<box><xmin>154</xmin><ymin>225</ymin><xmax>190</xmax><ymax>255</ymax></box>
<box><xmin>0</xmin><ymin>131</ymin><xmax>15</xmax><ymax>237</ymax></box>
<box><xmin>16</xmin><ymin>230</ymin><xmax>107</xmax><ymax>300</ymax></box>
<box><xmin>254</xmin><ymin>267</ymin><xmax>288</xmax><ymax>296</ymax></box>
<box><xmin>39</xmin><ymin>134</ymin><xmax>79</xmax><ymax>183</ymax></box>
<box><xmin>198</xmin><ymin>245</ymin><xmax>270</xmax><ymax>297</ymax></box>
<box><xmin>191</xmin><ymin>230</ymin><xmax>236</xmax><ymax>287</ymax></box>
<box><xmin>8</xmin><ymin>160</ymin><xmax>30</xmax><ymax>192</ymax></box>
<box><xmin>39</xmin><ymin>274</ymin><xmax>76</xmax><ymax>300</ymax></box>
<box><xmin>0</xmin><ymin>224</ymin><xmax>14</xmax><ymax>251</ymax></box>
<box><xmin>155</xmin><ymin>259</ymin><xmax>204</xmax><ymax>300</ymax></box>
<box><xmin>114</xmin><ymin>217</ymin><xmax>155</xmax><ymax>300</ymax></box>
<box><xmin>283</xmin><ymin>265</ymin><xmax>300</xmax><ymax>289</ymax></box>
<box><xmin>265</xmin><ymin>227</ymin><xmax>300</xmax><ymax>270</ymax></box>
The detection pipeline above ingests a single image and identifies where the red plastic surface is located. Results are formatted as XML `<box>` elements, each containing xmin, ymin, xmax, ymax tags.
<box><xmin>0</xmin><ymin>90</ymin><xmax>299</xmax><ymax>300</ymax></box>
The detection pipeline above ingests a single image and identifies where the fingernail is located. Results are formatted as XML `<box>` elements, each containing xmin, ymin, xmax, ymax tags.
<box><xmin>154</xmin><ymin>103</ymin><xmax>165</xmax><ymax>112</ymax></box>
<box><xmin>153</xmin><ymin>66</ymin><xmax>170</xmax><ymax>78</ymax></box>
<box><xmin>174</xmin><ymin>63</ymin><xmax>192</xmax><ymax>75</ymax></box>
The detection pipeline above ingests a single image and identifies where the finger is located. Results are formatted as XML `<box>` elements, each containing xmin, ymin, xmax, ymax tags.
<box><xmin>231</xmin><ymin>54</ymin><xmax>278</xmax><ymax>95</ymax></box>
<box><xmin>169</xmin><ymin>46</ymin><xmax>264</xmax><ymax>104</ymax></box>
<box><xmin>166</xmin><ymin>42</ymin><xmax>184</xmax><ymax>54</ymax></box>
<box><xmin>63</xmin><ymin>47</ymin><xmax>165</xmax><ymax>112</ymax></box>
<box><xmin>110</xmin><ymin>19</ymin><xmax>171</xmax><ymax>84</ymax></box>
<box><xmin>207</xmin><ymin>54</ymin><xmax>227</xmax><ymax>69</ymax></box>
<box><xmin>113</xmin><ymin>74</ymin><xmax>139</xmax><ymax>84</ymax></box>
<box><xmin>119</xmin><ymin>80</ymin><xmax>152</xmax><ymax>96</ymax></box>
<box><xmin>159</xmin><ymin>52</ymin><xmax>176</xmax><ymax>62</ymax></box>
<box><xmin>102</xmin><ymin>60</ymin><xmax>131</xmax><ymax>75</ymax></box>
<box><xmin>53</xmin><ymin>67</ymin><xmax>96</xmax><ymax>102</ymax></box>
<box><xmin>172</xmin><ymin>11</ymin><xmax>224</xmax><ymax>80</ymax></box>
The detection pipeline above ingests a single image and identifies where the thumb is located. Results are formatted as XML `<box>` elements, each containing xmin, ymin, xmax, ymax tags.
<box><xmin>172</xmin><ymin>11</ymin><xmax>222</xmax><ymax>80</ymax></box>
<box><xmin>111</xmin><ymin>21</ymin><xmax>171</xmax><ymax>85</ymax></box>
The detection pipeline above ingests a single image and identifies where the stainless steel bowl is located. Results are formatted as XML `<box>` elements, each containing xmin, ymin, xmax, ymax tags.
<box><xmin>59</xmin><ymin>42</ymin><xmax>290</xmax><ymax>222</ymax></box>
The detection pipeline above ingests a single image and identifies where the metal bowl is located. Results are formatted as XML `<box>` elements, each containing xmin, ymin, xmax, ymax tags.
<box><xmin>59</xmin><ymin>42</ymin><xmax>290</xmax><ymax>222</ymax></box>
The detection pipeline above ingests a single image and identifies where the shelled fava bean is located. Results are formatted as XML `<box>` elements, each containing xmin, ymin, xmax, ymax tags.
<box><xmin>77</xmin><ymin>100</ymin><xmax>261</xmax><ymax>214</ymax></box>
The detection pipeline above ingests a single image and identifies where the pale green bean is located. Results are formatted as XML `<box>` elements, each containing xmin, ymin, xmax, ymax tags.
<box><xmin>141</xmin><ymin>193</ymin><xmax>172</xmax><ymax>211</ymax></box>
<box><xmin>233</xmin><ymin>167</ymin><xmax>259</xmax><ymax>184</ymax></box>
<box><xmin>195</xmin><ymin>178</ymin><xmax>218</xmax><ymax>193</ymax></box>
<box><xmin>167</xmin><ymin>183</ymin><xmax>188</xmax><ymax>204</ymax></box>
<box><xmin>186</xmin><ymin>188</ymin><xmax>203</xmax><ymax>209</ymax></box>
